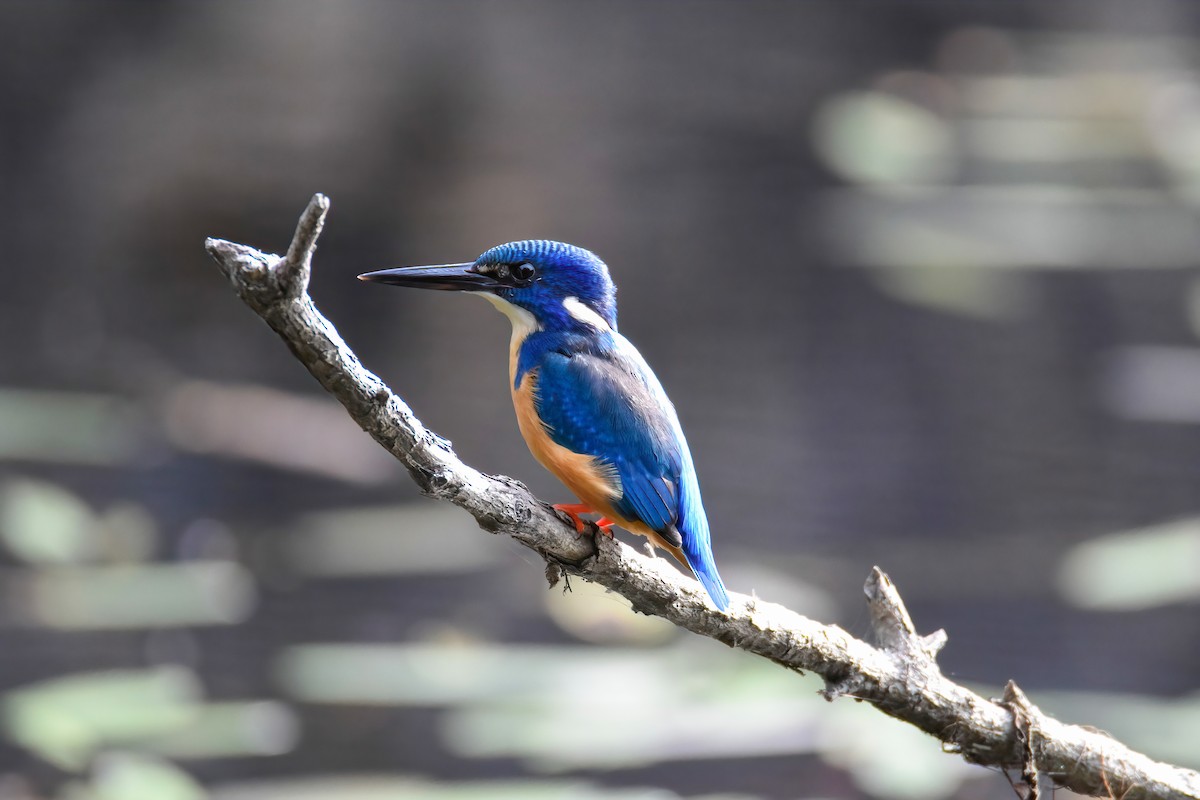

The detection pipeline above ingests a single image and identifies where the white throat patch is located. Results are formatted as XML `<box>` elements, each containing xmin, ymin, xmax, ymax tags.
<box><xmin>480</xmin><ymin>293</ymin><xmax>539</xmax><ymax>335</ymax></box>
<box><xmin>563</xmin><ymin>296</ymin><xmax>612</xmax><ymax>332</ymax></box>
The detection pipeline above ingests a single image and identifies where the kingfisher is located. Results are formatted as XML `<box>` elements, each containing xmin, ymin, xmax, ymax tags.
<box><xmin>359</xmin><ymin>241</ymin><xmax>730</xmax><ymax>610</ymax></box>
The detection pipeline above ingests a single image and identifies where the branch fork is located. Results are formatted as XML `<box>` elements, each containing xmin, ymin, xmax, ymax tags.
<box><xmin>205</xmin><ymin>195</ymin><xmax>1200</xmax><ymax>800</ymax></box>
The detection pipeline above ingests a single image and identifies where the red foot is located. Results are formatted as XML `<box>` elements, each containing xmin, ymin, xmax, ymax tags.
<box><xmin>553</xmin><ymin>504</ymin><xmax>616</xmax><ymax>537</ymax></box>
<box><xmin>553</xmin><ymin>503</ymin><xmax>591</xmax><ymax>533</ymax></box>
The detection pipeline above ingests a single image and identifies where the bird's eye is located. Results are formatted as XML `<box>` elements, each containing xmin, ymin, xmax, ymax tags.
<box><xmin>511</xmin><ymin>262</ymin><xmax>536</xmax><ymax>284</ymax></box>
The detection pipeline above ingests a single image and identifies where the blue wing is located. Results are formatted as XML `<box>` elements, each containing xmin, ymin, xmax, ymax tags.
<box><xmin>524</xmin><ymin>332</ymin><xmax>730</xmax><ymax>609</ymax></box>
<box><xmin>535</xmin><ymin>346</ymin><xmax>681</xmax><ymax>535</ymax></box>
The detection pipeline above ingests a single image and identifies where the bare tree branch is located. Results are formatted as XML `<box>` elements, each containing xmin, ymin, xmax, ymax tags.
<box><xmin>205</xmin><ymin>194</ymin><xmax>1200</xmax><ymax>800</ymax></box>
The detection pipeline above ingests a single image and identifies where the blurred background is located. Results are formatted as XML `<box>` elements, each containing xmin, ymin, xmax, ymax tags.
<box><xmin>3</xmin><ymin>1</ymin><xmax>1200</xmax><ymax>798</ymax></box>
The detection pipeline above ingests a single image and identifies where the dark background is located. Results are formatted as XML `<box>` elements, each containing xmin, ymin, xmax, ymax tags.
<box><xmin>2</xmin><ymin>2</ymin><xmax>1199</xmax><ymax>799</ymax></box>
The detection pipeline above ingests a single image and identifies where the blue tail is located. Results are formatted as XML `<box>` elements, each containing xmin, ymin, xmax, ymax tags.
<box><xmin>677</xmin><ymin>459</ymin><xmax>730</xmax><ymax>611</ymax></box>
<box><xmin>684</xmin><ymin>543</ymin><xmax>730</xmax><ymax>611</ymax></box>
<box><xmin>676</xmin><ymin>443</ymin><xmax>729</xmax><ymax>606</ymax></box>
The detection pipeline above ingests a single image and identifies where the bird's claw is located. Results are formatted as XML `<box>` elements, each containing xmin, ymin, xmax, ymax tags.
<box><xmin>553</xmin><ymin>503</ymin><xmax>590</xmax><ymax>533</ymax></box>
<box><xmin>552</xmin><ymin>503</ymin><xmax>615</xmax><ymax>537</ymax></box>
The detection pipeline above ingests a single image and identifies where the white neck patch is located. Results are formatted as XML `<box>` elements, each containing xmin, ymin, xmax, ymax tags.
<box><xmin>480</xmin><ymin>293</ymin><xmax>539</xmax><ymax>338</ymax></box>
<box><xmin>563</xmin><ymin>296</ymin><xmax>612</xmax><ymax>332</ymax></box>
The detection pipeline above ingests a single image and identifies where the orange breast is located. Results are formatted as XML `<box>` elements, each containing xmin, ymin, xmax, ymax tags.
<box><xmin>512</xmin><ymin>370</ymin><xmax>622</xmax><ymax>512</ymax></box>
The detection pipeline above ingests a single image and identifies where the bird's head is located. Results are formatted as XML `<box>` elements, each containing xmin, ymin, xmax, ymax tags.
<box><xmin>360</xmin><ymin>240</ymin><xmax>617</xmax><ymax>333</ymax></box>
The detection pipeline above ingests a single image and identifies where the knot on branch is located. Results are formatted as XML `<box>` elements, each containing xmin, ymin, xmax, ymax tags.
<box><xmin>205</xmin><ymin>193</ymin><xmax>329</xmax><ymax>309</ymax></box>
<box><xmin>1002</xmin><ymin>681</ymin><xmax>1042</xmax><ymax>800</ymax></box>
<box><xmin>823</xmin><ymin>567</ymin><xmax>947</xmax><ymax>701</ymax></box>
<box><xmin>864</xmin><ymin>567</ymin><xmax>948</xmax><ymax>662</ymax></box>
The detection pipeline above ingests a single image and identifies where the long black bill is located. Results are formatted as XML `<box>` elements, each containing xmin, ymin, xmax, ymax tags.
<box><xmin>357</xmin><ymin>263</ymin><xmax>498</xmax><ymax>292</ymax></box>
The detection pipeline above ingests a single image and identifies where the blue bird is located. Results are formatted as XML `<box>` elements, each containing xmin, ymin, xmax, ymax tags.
<box><xmin>359</xmin><ymin>241</ymin><xmax>730</xmax><ymax>610</ymax></box>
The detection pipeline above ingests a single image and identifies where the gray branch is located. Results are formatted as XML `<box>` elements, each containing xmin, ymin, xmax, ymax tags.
<box><xmin>205</xmin><ymin>194</ymin><xmax>1200</xmax><ymax>800</ymax></box>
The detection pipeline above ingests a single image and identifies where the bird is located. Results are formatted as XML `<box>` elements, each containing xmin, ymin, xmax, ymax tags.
<box><xmin>359</xmin><ymin>240</ymin><xmax>730</xmax><ymax>610</ymax></box>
